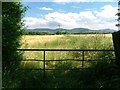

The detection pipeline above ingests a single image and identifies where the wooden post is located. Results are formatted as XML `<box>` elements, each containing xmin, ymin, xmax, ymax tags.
<box><xmin>112</xmin><ymin>31</ymin><xmax>120</xmax><ymax>65</ymax></box>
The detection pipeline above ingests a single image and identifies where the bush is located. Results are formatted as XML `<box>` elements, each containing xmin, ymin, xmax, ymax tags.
<box><xmin>2</xmin><ymin>2</ymin><xmax>27</xmax><ymax>88</ymax></box>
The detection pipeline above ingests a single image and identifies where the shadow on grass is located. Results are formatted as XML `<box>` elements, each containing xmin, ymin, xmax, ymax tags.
<box><xmin>3</xmin><ymin>58</ymin><xmax>120</xmax><ymax>89</ymax></box>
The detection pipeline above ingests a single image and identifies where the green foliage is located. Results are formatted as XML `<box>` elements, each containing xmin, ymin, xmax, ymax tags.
<box><xmin>6</xmin><ymin>59</ymin><xmax>120</xmax><ymax>88</ymax></box>
<box><xmin>2</xmin><ymin>1</ymin><xmax>120</xmax><ymax>89</ymax></box>
<box><xmin>23</xmin><ymin>31</ymin><xmax>111</xmax><ymax>35</ymax></box>
<box><xmin>23</xmin><ymin>31</ymin><xmax>68</xmax><ymax>35</ymax></box>
<box><xmin>55</xmin><ymin>31</ymin><xmax>67</xmax><ymax>35</ymax></box>
<box><xmin>4</xmin><ymin>33</ymin><xmax>120</xmax><ymax>88</ymax></box>
<box><xmin>2</xmin><ymin>2</ymin><xmax>27</xmax><ymax>88</ymax></box>
<box><xmin>2</xmin><ymin>2</ymin><xmax>27</xmax><ymax>70</ymax></box>
<box><xmin>116</xmin><ymin>1</ymin><xmax>120</xmax><ymax>26</ymax></box>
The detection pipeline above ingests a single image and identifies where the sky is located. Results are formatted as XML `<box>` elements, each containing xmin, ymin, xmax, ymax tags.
<box><xmin>22</xmin><ymin>0</ymin><xmax>118</xmax><ymax>30</ymax></box>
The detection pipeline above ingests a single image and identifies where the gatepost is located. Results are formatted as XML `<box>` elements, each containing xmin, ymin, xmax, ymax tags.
<box><xmin>112</xmin><ymin>31</ymin><xmax>120</xmax><ymax>65</ymax></box>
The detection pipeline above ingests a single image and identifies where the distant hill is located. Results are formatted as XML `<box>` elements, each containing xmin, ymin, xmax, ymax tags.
<box><xmin>25</xmin><ymin>28</ymin><xmax>117</xmax><ymax>34</ymax></box>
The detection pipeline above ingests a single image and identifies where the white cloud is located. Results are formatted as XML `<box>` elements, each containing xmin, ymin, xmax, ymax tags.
<box><xmin>24</xmin><ymin>5</ymin><xmax>117</xmax><ymax>30</ymax></box>
<box><xmin>24</xmin><ymin>17</ymin><xmax>49</xmax><ymax>28</ymax></box>
<box><xmin>39</xmin><ymin>7</ymin><xmax>53</xmax><ymax>11</ymax></box>
<box><xmin>79</xmin><ymin>11</ymin><xmax>96</xmax><ymax>19</ymax></box>
<box><xmin>95</xmin><ymin>5</ymin><xmax>117</xmax><ymax>18</ymax></box>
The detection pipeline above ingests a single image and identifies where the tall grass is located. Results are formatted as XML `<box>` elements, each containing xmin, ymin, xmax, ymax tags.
<box><xmin>19</xmin><ymin>34</ymin><xmax>114</xmax><ymax>69</ymax></box>
<box><xmin>5</xmin><ymin>34</ymin><xmax>119</xmax><ymax>89</ymax></box>
<box><xmin>20</xmin><ymin>34</ymin><xmax>114</xmax><ymax>57</ymax></box>
<box><xmin>20</xmin><ymin>34</ymin><xmax>113</xmax><ymax>49</ymax></box>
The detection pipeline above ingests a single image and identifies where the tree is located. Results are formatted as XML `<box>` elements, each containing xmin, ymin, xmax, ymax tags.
<box><xmin>116</xmin><ymin>0</ymin><xmax>120</xmax><ymax>28</ymax></box>
<box><xmin>2</xmin><ymin>2</ymin><xmax>27</xmax><ymax>71</ymax></box>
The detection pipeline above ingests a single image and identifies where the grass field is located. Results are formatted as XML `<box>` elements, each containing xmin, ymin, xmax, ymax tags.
<box><xmin>20</xmin><ymin>34</ymin><xmax>113</xmax><ymax>49</ymax></box>
<box><xmin>19</xmin><ymin>34</ymin><xmax>115</xmax><ymax>69</ymax></box>
<box><xmin>5</xmin><ymin>34</ymin><xmax>118</xmax><ymax>88</ymax></box>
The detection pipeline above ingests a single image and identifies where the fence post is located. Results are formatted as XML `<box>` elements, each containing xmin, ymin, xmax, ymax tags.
<box><xmin>112</xmin><ymin>31</ymin><xmax>120</xmax><ymax>65</ymax></box>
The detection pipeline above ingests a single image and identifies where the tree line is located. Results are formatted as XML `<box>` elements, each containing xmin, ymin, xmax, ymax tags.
<box><xmin>23</xmin><ymin>31</ymin><xmax>112</xmax><ymax>35</ymax></box>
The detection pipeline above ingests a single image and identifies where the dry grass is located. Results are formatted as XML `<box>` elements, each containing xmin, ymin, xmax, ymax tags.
<box><xmin>21</xmin><ymin>34</ymin><xmax>112</xmax><ymax>43</ymax></box>
<box><xmin>20</xmin><ymin>34</ymin><xmax>113</xmax><ymax>49</ymax></box>
<box><xmin>19</xmin><ymin>34</ymin><xmax>114</xmax><ymax>71</ymax></box>
<box><xmin>21</xmin><ymin>35</ymin><xmax>65</xmax><ymax>48</ymax></box>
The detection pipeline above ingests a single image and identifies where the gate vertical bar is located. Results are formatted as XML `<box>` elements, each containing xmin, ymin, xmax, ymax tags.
<box><xmin>82</xmin><ymin>51</ymin><xmax>84</xmax><ymax>72</ymax></box>
<box><xmin>43</xmin><ymin>50</ymin><xmax>45</xmax><ymax>77</ymax></box>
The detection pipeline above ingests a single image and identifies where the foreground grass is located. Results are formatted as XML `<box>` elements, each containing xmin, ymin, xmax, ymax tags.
<box><xmin>3</xmin><ymin>34</ymin><xmax>120</xmax><ymax>89</ymax></box>
<box><xmin>3</xmin><ymin>59</ymin><xmax>120</xmax><ymax>88</ymax></box>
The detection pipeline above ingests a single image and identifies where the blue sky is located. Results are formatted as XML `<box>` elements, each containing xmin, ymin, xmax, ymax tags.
<box><xmin>22</xmin><ymin>1</ymin><xmax>118</xmax><ymax>30</ymax></box>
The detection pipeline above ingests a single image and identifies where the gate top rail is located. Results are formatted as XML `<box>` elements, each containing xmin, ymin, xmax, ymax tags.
<box><xmin>17</xmin><ymin>48</ymin><xmax>115</xmax><ymax>51</ymax></box>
